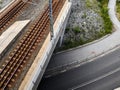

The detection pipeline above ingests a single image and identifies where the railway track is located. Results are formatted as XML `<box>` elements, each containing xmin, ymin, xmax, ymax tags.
<box><xmin>0</xmin><ymin>0</ymin><xmax>30</xmax><ymax>33</ymax></box>
<box><xmin>0</xmin><ymin>0</ymin><xmax>66</xmax><ymax>89</ymax></box>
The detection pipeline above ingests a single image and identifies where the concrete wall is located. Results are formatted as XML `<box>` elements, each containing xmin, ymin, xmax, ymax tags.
<box><xmin>19</xmin><ymin>0</ymin><xmax>72</xmax><ymax>90</ymax></box>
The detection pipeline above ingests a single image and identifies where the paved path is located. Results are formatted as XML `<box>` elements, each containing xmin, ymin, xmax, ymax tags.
<box><xmin>45</xmin><ymin>0</ymin><xmax>120</xmax><ymax>76</ymax></box>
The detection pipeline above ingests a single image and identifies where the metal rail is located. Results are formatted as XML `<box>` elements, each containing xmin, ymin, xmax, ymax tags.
<box><xmin>0</xmin><ymin>0</ymin><xmax>66</xmax><ymax>89</ymax></box>
<box><xmin>0</xmin><ymin>0</ymin><xmax>30</xmax><ymax>33</ymax></box>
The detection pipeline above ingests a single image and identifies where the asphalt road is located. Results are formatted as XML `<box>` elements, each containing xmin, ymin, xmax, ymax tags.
<box><xmin>38</xmin><ymin>47</ymin><xmax>120</xmax><ymax>90</ymax></box>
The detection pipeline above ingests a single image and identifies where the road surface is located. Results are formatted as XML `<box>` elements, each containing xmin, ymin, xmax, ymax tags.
<box><xmin>38</xmin><ymin>48</ymin><xmax>120</xmax><ymax>90</ymax></box>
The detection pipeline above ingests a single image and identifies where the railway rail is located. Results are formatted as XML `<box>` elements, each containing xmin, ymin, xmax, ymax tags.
<box><xmin>0</xmin><ymin>0</ymin><xmax>30</xmax><ymax>33</ymax></box>
<box><xmin>0</xmin><ymin>0</ymin><xmax>66</xmax><ymax>89</ymax></box>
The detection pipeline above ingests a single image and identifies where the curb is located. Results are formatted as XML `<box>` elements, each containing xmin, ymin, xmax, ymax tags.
<box><xmin>54</xmin><ymin>34</ymin><xmax>110</xmax><ymax>55</ymax></box>
<box><xmin>45</xmin><ymin>42</ymin><xmax>120</xmax><ymax>78</ymax></box>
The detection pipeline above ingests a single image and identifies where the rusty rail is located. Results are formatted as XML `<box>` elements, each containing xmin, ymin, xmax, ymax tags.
<box><xmin>0</xmin><ymin>0</ymin><xmax>30</xmax><ymax>33</ymax></box>
<box><xmin>0</xmin><ymin>0</ymin><xmax>66</xmax><ymax>89</ymax></box>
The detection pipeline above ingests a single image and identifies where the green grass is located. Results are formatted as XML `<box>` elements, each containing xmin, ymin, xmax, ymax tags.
<box><xmin>98</xmin><ymin>0</ymin><xmax>112</xmax><ymax>34</ymax></box>
<box><xmin>86</xmin><ymin>0</ymin><xmax>112</xmax><ymax>34</ymax></box>
<box><xmin>57</xmin><ymin>0</ymin><xmax>113</xmax><ymax>51</ymax></box>
<box><xmin>86</xmin><ymin>0</ymin><xmax>92</xmax><ymax>8</ymax></box>
<box><xmin>60</xmin><ymin>33</ymin><xmax>105</xmax><ymax>51</ymax></box>
<box><xmin>116</xmin><ymin>0</ymin><xmax>120</xmax><ymax>20</ymax></box>
<box><xmin>73</xmin><ymin>26</ymin><xmax>81</xmax><ymax>34</ymax></box>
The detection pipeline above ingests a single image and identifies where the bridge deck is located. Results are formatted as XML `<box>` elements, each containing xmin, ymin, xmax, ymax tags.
<box><xmin>19</xmin><ymin>0</ymin><xmax>72</xmax><ymax>89</ymax></box>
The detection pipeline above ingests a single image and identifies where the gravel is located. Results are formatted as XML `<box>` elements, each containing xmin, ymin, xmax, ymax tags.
<box><xmin>61</xmin><ymin>0</ymin><xmax>105</xmax><ymax>47</ymax></box>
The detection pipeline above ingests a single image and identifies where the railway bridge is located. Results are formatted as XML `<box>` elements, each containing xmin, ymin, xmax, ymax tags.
<box><xmin>0</xmin><ymin>0</ymin><xmax>72</xmax><ymax>90</ymax></box>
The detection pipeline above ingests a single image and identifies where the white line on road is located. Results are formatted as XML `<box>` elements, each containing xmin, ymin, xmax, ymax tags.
<box><xmin>69</xmin><ymin>67</ymin><xmax>120</xmax><ymax>90</ymax></box>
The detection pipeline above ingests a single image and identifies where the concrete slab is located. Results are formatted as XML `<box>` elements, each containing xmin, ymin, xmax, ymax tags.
<box><xmin>0</xmin><ymin>20</ymin><xmax>30</xmax><ymax>58</ymax></box>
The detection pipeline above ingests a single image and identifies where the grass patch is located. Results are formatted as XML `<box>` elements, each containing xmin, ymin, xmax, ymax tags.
<box><xmin>98</xmin><ymin>0</ymin><xmax>112</xmax><ymax>34</ymax></box>
<box><xmin>116</xmin><ymin>0</ymin><xmax>120</xmax><ymax>20</ymax></box>
<box><xmin>59</xmin><ymin>31</ymin><xmax>106</xmax><ymax>51</ymax></box>
<box><xmin>73</xmin><ymin>26</ymin><xmax>81</xmax><ymax>34</ymax></box>
<box><xmin>57</xmin><ymin>0</ymin><xmax>113</xmax><ymax>51</ymax></box>
<box><xmin>86</xmin><ymin>0</ymin><xmax>92</xmax><ymax>8</ymax></box>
